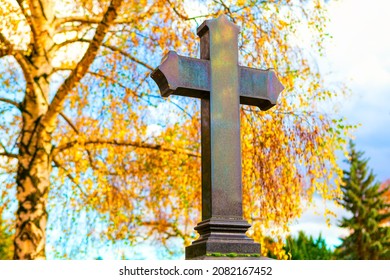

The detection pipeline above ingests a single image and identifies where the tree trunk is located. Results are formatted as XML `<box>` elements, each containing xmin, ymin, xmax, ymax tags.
<box><xmin>14</xmin><ymin>77</ymin><xmax>52</xmax><ymax>260</ymax></box>
<box><xmin>13</xmin><ymin>0</ymin><xmax>55</xmax><ymax>258</ymax></box>
<box><xmin>14</xmin><ymin>140</ymin><xmax>51</xmax><ymax>259</ymax></box>
<box><xmin>10</xmin><ymin>0</ymin><xmax>121</xmax><ymax>259</ymax></box>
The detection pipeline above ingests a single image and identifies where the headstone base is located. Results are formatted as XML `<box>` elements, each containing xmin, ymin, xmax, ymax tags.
<box><xmin>188</xmin><ymin>255</ymin><xmax>273</xmax><ymax>260</ymax></box>
<box><xmin>185</xmin><ymin>217</ymin><xmax>262</xmax><ymax>260</ymax></box>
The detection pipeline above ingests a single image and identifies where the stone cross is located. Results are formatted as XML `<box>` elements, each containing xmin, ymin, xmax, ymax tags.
<box><xmin>151</xmin><ymin>15</ymin><xmax>284</xmax><ymax>259</ymax></box>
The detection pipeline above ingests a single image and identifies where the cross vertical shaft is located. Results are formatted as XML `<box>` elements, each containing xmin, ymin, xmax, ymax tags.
<box><xmin>185</xmin><ymin>16</ymin><xmax>260</xmax><ymax>259</ymax></box>
<box><xmin>199</xmin><ymin>16</ymin><xmax>241</xmax><ymax>220</ymax></box>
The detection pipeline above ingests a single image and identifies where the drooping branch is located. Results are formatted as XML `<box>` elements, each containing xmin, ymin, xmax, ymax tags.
<box><xmin>40</xmin><ymin>0</ymin><xmax>124</xmax><ymax>132</ymax></box>
<box><xmin>53</xmin><ymin>138</ymin><xmax>200</xmax><ymax>158</ymax></box>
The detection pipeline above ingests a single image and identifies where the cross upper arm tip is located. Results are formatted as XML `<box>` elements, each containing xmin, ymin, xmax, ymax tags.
<box><xmin>197</xmin><ymin>14</ymin><xmax>240</xmax><ymax>37</ymax></box>
<box><xmin>160</xmin><ymin>50</ymin><xmax>178</xmax><ymax>62</ymax></box>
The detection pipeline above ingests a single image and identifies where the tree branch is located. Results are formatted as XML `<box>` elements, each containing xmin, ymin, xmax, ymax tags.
<box><xmin>27</xmin><ymin>0</ymin><xmax>55</xmax><ymax>57</ymax></box>
<box><xmin>0</xmin><ymin>97</ymin><xmax>21</xmax><ymax>110</ymax></box>
<box><xmin>59</xmin><ymin>112</ymin><xmax>79</xmax><ymax>134</ymax></box>
<box><xmin>87</xmin><ymin>71</ymin><xmax>139</xmax><ymax>96</ymax></box>
<box><xmin>0</xmin><ymin>142</ymin><xmax>18</xmax><ymax>159</ymax></box>
<box><xmin>51</xmin><ymin>37</ymin><xmax>153</xmax><ymax>72</ymax></box>
<box><xmin>0</xmin><ymin>31</ymin><xmax>35</xmax><ymax>92</ymax></box>
<box><xmin>53</xmin><ymin>140</ymin><xmax>77</xmax><ymax>154</ymax></box>
<box><xmin>0</xmin><ymin>31</ymin><xmax>13</xmax><ymax>58</ymax></box>
<box><xmin>54</xmin><ymin>16</ymin><xmax>102</xmax><ymax>28</ymax></box>
<box><xmin>16</xmin><ymin>0</ymin><xmax>34</xmax><ymax>45</ymax></box>
<box><xmin>40</xmin><ymin>0</ymin><xmax>124</xmax><ymax>133</ymax></box>
<box><xmin>52</xmin><ymin>157</ymin><xmax>88</xmax><ymax>197</ymax></box>
<box><xmin>0</xmin><ymin>47</ymin><xmax>11</xmax><ymax>58</ymax></box>
<box><xmin>102</xmin><ymin>43</ymin><xmax>154</xmax><ymax>71</ymax></box>
<box><xmin>0</xmin><ymin>152</ymin><xmax>18</xmax><ymax>159</ymax></box>
<box><xmin>49</xmin><ymin>38</ymin><xmax>153</xmax><ymax>72</ymax></box>
<box><xmin>53</xmin><ymin>9</ymin><xmax>151</xmax><ymax>29</ymax></box>
<box><xmin>47</xmin><ymin>38</ymin><xmax>88</xmax><ymax>58</ymax></box>
<box><xmin>166</xmin><ymin>0</ymin><xmax>212</xmax><ymax>21</ymax></box>
<box><xmin>84</xmin><ymin>139</ymin><xmax>200</xmax><ymax>158</ymax></box>
<box><xmin>166</xmin><ymin>0</ymin><xmax>189</xmax><ymax>20</ymax></box>
<box><xmin>53</xmin><ymin>138</ymin><xmax>200</xmax><ymax>158</ymax></box>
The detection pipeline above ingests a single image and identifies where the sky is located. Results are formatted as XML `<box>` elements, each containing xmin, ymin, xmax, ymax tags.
<box><xmin>325</xmin><ymin>0</ymin><xmax>390</xmax><ymax>182</ymax></box>
<box><xmin>291</xmin><ymin>0</ymin><xmax>390</xmax><ymax>248</ymax></box>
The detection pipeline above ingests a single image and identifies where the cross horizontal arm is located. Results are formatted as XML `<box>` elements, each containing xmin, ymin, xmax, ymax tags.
<box><xmin>239</xmin><ymin>66</ymin><xmax>284</xmax><ymax>110</ymax></box>
<box><xmin>151</xmin><ymin>51</ymin><xmax>284</xmax><ymax>110</ymax></box>
<box><xmin>150</xmin><ymin>51</ymin><xmax>210</xmax><ymax>99</ymax></box>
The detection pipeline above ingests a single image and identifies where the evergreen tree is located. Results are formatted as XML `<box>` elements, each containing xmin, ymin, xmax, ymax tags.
<box><xmin>284</xmin><ymin>231</ymin><xmax>333</xmax><ymax>260</ymax></box>
<box><xmin>0</xmin><ymin>218</ymin><xmax>13</xmax><ymax>260</ymax></box>
<box><xmin>265</xmin><ymin>232</ymin><xmax>333</xmax><ymax>260</ymax></box>
<box><xmin>336</xmin><ymin>141</ymin><xmax>390</xmax><ymax>259</ymax></box>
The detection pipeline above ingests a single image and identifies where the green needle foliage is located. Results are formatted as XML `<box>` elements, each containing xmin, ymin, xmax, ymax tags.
<box><xmin>265</xmin><ymin>232</ymin><xmax>334</xmax><ymax>260</ymax></box>
<box><xmin>335</xmin><ymin>141</ymin><xmax>390</xmax><ymax>260</ymax></box>
<box><xmin>0</xmin><ymin>219</ymin><xmax>13</xmax><ymax>260</ymax></box>
<box><xmin>284</xmin><ymin>231</ymin><xmax>333</xmax><ymax>260</ymax></box>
